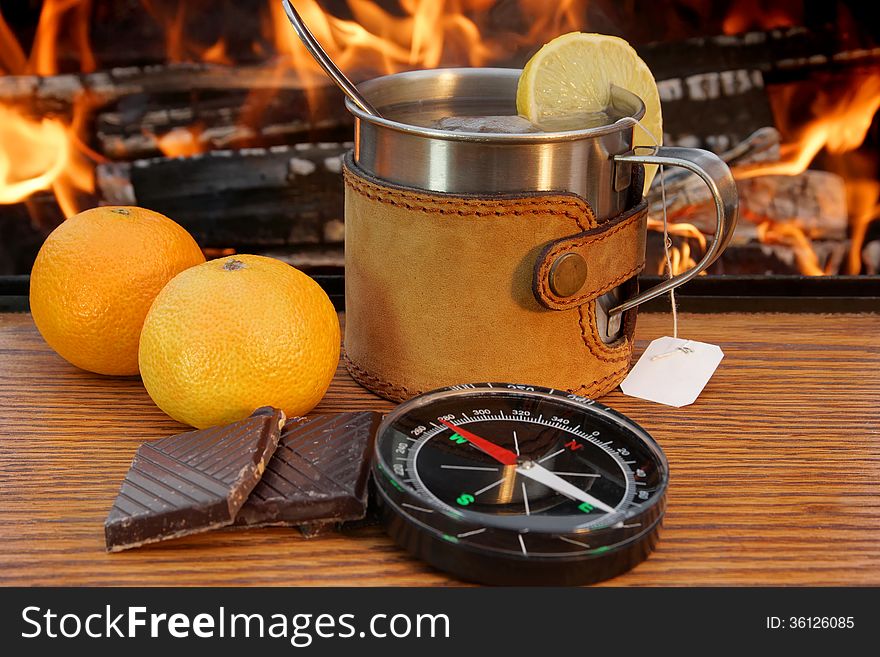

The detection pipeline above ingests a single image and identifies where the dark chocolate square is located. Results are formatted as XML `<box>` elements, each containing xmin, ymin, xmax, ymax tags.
<box><xmin>235</xmin><ymin>411</ymin><xmax>380</xmax><ymax>528</ymax></box>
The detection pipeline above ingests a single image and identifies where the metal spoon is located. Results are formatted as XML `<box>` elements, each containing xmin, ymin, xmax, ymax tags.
<box><xmin>281</xmin><ymin>0</ymin><xmax>381</xmax><ymax>118</ymax></box>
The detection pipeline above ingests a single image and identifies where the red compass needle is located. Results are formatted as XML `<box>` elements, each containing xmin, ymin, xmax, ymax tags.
<box><xmin>439</xmin><ymin>420</ymin><xmax>519</xmax><ymax>466</ymax></box>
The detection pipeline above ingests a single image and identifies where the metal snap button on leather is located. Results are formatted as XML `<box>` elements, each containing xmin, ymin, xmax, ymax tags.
<box><xmin>549</xmin><ymin>253</ymin><xmax>588</xmax><ymax>298</ymax></box>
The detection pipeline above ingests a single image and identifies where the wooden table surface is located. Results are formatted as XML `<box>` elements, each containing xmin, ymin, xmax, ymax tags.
<box><xmin>1</xmin><ymin>311</ymin><xmax>878</xmax><ymax>586</ymax></box>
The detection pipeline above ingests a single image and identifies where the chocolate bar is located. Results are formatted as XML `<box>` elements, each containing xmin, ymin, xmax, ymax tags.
<box><xmin>105</xmin><ymin>407</ymin><xmax>285</xmax><ymax>552</ymax></box>
<box><xmin>235</xmin><ymin>412</ymin><xmax>380</xmax><ymax>528</ymax></box>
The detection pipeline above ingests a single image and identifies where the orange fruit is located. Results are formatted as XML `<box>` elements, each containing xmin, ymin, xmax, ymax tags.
<box><xmin>138</xmin><ymin>255</ymin><xmax>341</xmax><ymax>429</ymax></box>
<box><xmin>29</xmin><ymin>206</ymin><xmax>205</xmax><ymax>376</ymax></box>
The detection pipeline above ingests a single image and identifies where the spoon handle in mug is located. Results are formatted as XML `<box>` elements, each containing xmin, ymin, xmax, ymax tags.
<box><xmin>280</xmin><ymin>0</ymin><xmax>382</xmax><ymax>118</ymax></box>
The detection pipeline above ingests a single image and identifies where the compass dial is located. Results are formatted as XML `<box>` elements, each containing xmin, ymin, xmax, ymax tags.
<box><xmin>373</xmin><ymin>384</ymin><xmax>669</xmax><ymax>585</ymax></box>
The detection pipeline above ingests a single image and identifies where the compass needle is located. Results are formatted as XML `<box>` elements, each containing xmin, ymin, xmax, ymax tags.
<box><xmin>516</xmin><ymin>463</ymin><xmax>616</xmax><ymax>514</ymax></box>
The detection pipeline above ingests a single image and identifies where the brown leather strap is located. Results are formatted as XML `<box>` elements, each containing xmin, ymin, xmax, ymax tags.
<box><xmin>533</xmin><ymin>200</ymin><xmax>648</xmax><ymax>310</ymax></box>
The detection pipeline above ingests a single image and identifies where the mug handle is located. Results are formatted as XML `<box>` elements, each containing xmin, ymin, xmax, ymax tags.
<box><xmin>608</xmin><ymin>147</ymin><xmax>739</xmax><ymax>316</ymax></box>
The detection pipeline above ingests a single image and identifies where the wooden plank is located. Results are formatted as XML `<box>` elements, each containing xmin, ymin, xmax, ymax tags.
<box><xmin>1</xmin><ymin>311</ymin><xmax>879</xmax><ymax>586</ymax></box>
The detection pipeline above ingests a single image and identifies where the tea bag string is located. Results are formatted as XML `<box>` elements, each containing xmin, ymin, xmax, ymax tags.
<box><xmin>617</xmin><ymin>116</ymin><xmax>678</xmax><ymax>340</ymax></box>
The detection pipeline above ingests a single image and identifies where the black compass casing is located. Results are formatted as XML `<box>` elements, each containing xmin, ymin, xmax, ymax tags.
<box><xmin>372</xmin><ymin>383</ymin><xmax>669</xmax><ymax>586</ymax></box>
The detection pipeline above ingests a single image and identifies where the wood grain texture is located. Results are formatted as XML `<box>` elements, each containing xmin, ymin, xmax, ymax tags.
<box><xmin>1</xmin><ymin>311</ymin><xmax>878</xmax><ymax>586</ymax></box>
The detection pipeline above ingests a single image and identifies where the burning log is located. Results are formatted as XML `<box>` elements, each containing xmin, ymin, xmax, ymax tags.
<box><xmin>736</xmin><ymin>172</ymin><xmax>847</xmax><ymax>238</ymax></box>
<box><xmin>95</xmin><ymin>142</ymin><xmax>350</xmax><ymax>249</ymax></box>
<box><xmin>0</xmin><ymin>62</ymin><xmax>346</xmax><ymax>119</ymax></box>
<box><xmin>95</xmin><ymin>85</ymin><xmax>351</xmax><ymax>160</ymax></box>
<box><xmin>647</xmin><ymin>128</ymin><xmax>848</xmax><ymax>243</ymax></box>
<box><xmin>716</xmin><ymin>239</ymin><xmax>848</xmax><ymax>276</ymax></box>
<box><xmin>653</xmin><ymin>169</ymin><xmax>848</xmax><ymax>243</ymax></box>
<box><xmin>639</xmin><ymin>27</ymin><xmax>880</xmax><ymax>81</ymax></box>
<box><xmin>92</xmin><ymin>63</ymin><xmax>352</xmax><ymax>159</ymax></box>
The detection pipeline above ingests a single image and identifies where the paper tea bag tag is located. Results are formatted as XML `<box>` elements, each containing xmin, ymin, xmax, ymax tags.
<box><xmin>620</xmin><ymin>337</ymin><xmax>724</xmax><ymax>407</ymax></box>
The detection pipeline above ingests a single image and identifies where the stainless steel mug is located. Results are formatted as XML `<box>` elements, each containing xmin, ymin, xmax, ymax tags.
<box><xmin>342</xmin><ymin>67</ymin><xmax>738</xmax><ymax>400</ymax></box>
<box><xmin>347</xmin><ymin>68</ymin><xmax>738</xmax><ymax>339</ymax></box>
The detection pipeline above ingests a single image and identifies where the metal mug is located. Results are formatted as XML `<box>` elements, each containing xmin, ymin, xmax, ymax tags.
<box><xmin>347</xmin><ymin>67</ymin><xmax>738</xmax><ymax>337</ymax></box>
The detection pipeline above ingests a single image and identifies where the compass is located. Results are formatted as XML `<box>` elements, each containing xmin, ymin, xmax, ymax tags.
<box><xmin>372</xmin><ymin>383</ymin><xmax>669</xmax><ymax>585</ymax></box>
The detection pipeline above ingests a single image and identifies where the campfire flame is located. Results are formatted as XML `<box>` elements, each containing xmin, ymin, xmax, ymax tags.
<box><xmin>264</xmin><ymin>0</ymin><xmax>499</xmax><ymax>117</ymax></box>
<box><xmin>647</xmin><ymin>218</ymin><xmax>707</xmax><ymax>276</ymax></box>
<box><xmin>733</xmin><ymin>70</ymin><xmax>880</xmax><ymax>275</ymax></box>
<box><xmin>0</xmin><ymin>1</ymin><xmax>99</xmax><ymax>218</ymax></box>
<box><xmin>0</xmin><ymin>108</ymin><xmax>69</xmax><ymax>204</ymax></box>
<box><xmin>156</xmin><ymin>1</ymin><xmax>584</xmax><ymax>158</ymax></box>
<box><xmin>846</xmin><ymin>179</ymin><xmax>880</xmax><ymax>275</ymax></box>
<box><xmin>737</xmin><ymin>75</ymin><xmax>880</xmax><ymax>179</ymax></box>
<box><xmin>756</xmin><ymin>220</ymin><xmax>826</xmax><ymax>276</ymax></box>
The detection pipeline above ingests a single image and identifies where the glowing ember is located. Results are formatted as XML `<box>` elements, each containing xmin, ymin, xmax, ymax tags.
<box><xmin>156</xmin><ymin>126</ymin><xmax>207</xmax><ymax>159</ymax></box>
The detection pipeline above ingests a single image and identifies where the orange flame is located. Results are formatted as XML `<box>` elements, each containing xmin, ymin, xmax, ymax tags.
<box><xmin>267</xmin><ymin>0</ymin><xmax>498</xmax><ymax>83</ymax></box>
<box><xmin>0</xmin><ymin>1</ymin><xmax>99</xmax><ymax>216</ymax></box>
<box><xmin>518</xmin><ymin>0</ymin><xmax>585</xmax><ymax>47</ymax></box>
<box><xmin>241</xmin><ymin>0</ymin><xmax>507</xmax><ymax>138</ymax></box>
<box><xmin>647</xmin><ymin>218</ymin><xmax>707</xmax><ymax>275</ymax></box>
<box><xmin>845</xmin><ymin>180</ymin><xmax>880</xmax><ymax>274</ymax></box>
<box><xmin>141</xmin><ymin>0</ymin><xmax>232</xmax><ymax>65</ymax></box>
<box><xmin>202</xmin><ymin>39</ymin><xmax>232</xmax><ymax>66</ymax></box>
<box><xmin>0</xmin><ymin>108</ymin><xmax>70</xmax><ymax>203</ymax></box>
<box><xmin>733</xmin><ymin>70</ymin><xmax>880</xmax><ymax>275</ymax></box>
<box><xmin>737</xmin><ymin>74</ymin><xmax>880</xmax><ymax>180</ymax></box>
<box><xmin>722</xmin><ymin>0</ymin><xmax>799</xmax><ymax>35</ymax></box>
<box><xmin>26</xmin><ymin>0</ymin><xmax>96</xmax><ymax>76</ymax></box>
<box><xmin>756</xmin><ymin>220</ymin><xmax>826</xmax><ymax>276</ymax></box>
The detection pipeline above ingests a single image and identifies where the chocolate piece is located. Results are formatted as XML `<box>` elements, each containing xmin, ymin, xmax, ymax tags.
<box><xmin>235</xmin><ymin>412</ymin><xmax>380</xmax><ymax>528</ymax></box>
<box><xmin>105</xmin><ymin>407</ymin><xmax>285</xmax><ymax>552</ymax></box>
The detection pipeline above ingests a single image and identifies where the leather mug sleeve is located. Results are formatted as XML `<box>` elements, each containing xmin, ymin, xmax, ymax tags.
<box><xmin>343</xmin><ymin>153</ymin><xmax>642</xmax><ymax>402</ymax></box>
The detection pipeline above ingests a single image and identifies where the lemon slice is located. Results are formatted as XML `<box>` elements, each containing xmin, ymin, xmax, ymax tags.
<box><xmin>517</xmin><ymin>32</ymin><xmax>663</xmax><ymax>194</ymax></box>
